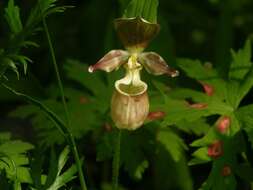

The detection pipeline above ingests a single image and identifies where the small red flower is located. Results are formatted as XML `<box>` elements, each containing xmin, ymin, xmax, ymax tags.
<box><xmin>207</xmin><ymin>140</ymin><xmax>223</xmax><ymax>159</ymax></box>
<box><xmin>79</xmin><ymin>96</ymin><xmax>88</xmax><ymax>104</ymax></box>
<box><xmin>200</xmin><ymin>82</ymin><xmax>214</xmax><ymax>96</ymax></box>
<box><xmin>103</xmin><ymin>123</ymin><xmax>112</xmax><ymax>132</ymax></box>
<box><xmin>221</xmin><ymin>165</ymin><xmax>232</xmax><ymax>176</ymax></box>
<box><xmin>188</xmin><ymin>102</ymin><xmax>208</xmax><ymax>109</ymax></box>
<box><xmin>147</xmin><ymin>111</ymin><xmax>166</xmax><ymax>120</ymax></box>
<box><xmin>216</xmin><ymin>116</ymin><xmax>231</xmax><ymax>134</ymax></box>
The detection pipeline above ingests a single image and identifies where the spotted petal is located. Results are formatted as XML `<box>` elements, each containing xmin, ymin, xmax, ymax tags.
<box><xmin>138</xmin><ymin>52</ymin><xmax>179</xmax><ymax>77</ymax></box>
<box><xmin>88</xmin><ymin>50</ymin><xmax>129</xmax><ymax>73</ymax></box>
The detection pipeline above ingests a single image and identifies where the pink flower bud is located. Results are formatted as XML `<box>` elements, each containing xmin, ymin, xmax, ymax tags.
<box><xmin>187</xmin><ymin>102</ymin><xmax>208</xmax><ymax>109</ymax></box>
<box><xmin>216</xmin><ymin>116</ymin><xmax>231</xmax><ymax>134</ymax></box>
<box><xmin>200</xmin><ymin>82</ymin><xmax>214</xmax><ymax>96</ymax></box>
<box><xmin>103</xmin><ymin>123</ymin><xmax>112</xmax><ymax>132</ymax></box>
<box><xmin>147</xmin><ymin>111</ymin><xmax>165</xmax><ymax>121</ymax></box>
<box><xmin>207</xmin><ymin>140</ymin><xmax>223</xmax><ymax>159</ymax></box>
<box><xmin>79</xmin><ymin>96</ymin><xmax>88</xmax><ymax>104</ymax></box>
<box><xmin>221</xmin><ymin>165</ymin><xmax>232</xmax><ymax>176</ymax></box>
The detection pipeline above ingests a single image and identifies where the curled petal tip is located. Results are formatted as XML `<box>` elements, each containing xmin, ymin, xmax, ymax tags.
<box><xmin>88</xmin><ymin>66</ymin><xmax>94</xmax><ymax>73</ymax></box>
<box><xmin>169</xmin><ymin>70</ymin><xmax>179</xmax><ymax>77</ymax></box>
<box><xmin>138</xmin><ymin>52</ymin><xmax>179</xmax><ymax>77</ymax></box>
<box><xmin>88</xmin><ymin>50</ymin><xmax>129</xmax><ymax>73</ymax></box>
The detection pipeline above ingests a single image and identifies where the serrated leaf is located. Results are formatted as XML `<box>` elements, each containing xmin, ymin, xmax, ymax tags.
<box><xmin>177</xmin><ymin>58</ymin><xmax>227</xmax><ymax>99</ymax></box>
<box><xmin>176</xmin><ymin>119</ymin><xmax>210</xmax><ymax>136</ymax></box>
<box><xmin>160</xmin><ymin>96</ymin><xmax>232</xmax><ymax>127</ymax></box>
<box><xmin>226</xmin><ymin>40</ymin><xmax>252</xmax><ymax>107</ymax></box>
<box><xmin>189</xmin><ymin>147</ymin><xmax>211</xmax><ymax>166</ymax></box>
<box><xmin>190</xmin><ymin>128</ymin><xmax>217</xmax><ymax>147</ymax></box>
<box><xmin>229</xmin><ymin>39</ymin><xmax>252</xmax><ymax>81</ymax></box>
<box><xmin>236</xmin><ymin>104</ymin><xmax>253</xmax><ymax>148</ymax></box>
<box><xmin>0</xmin><ymin>132</ymin><xmax>34</xmax><ymax>183</ymax></box>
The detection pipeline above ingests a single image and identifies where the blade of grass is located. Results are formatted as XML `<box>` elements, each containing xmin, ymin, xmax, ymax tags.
<box><xmin>38</xmin><ymin>1</ymin><xmax>88</xmax><ymax>189</ymax></box>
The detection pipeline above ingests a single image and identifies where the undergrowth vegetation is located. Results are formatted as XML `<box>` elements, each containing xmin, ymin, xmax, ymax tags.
<box><xmin>0</xmin><ymin>0</ymin><xmax>253</xmax><ymax>190</ymax></box>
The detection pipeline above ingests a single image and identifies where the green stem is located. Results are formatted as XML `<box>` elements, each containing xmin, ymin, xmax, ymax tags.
<box><xmin>214</xmin><ymin>0</ymin><xmax>234</xmax><ymax>78</ymax></box>
<box><xmin>39</xmin><ymin>2</ymin><xmax>88</xmax><ymax>190</ymax></box>
<box><xmin>112</xmin><ymin>130</ymin><xmax>122</xmax><ymax>190</ymax></box>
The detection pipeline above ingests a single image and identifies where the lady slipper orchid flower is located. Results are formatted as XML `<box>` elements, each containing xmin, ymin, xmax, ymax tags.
<box><xmin>88</xmin><ymin>17</ymin><xmax>179</xmax><ymax>130</ymax></box>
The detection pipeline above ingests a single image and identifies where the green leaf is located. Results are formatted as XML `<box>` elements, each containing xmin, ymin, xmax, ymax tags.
<box><xmin>157</xmin><ymin>128</ymin><xmax>187</xmax><ymax>162</ymax></box>
<box><xmin>160</xmin><ymin>96</ymin><xmax>231</xmax><ymax>127</ymax></box>
<box><xmin>123</xmin><ymin>0</ymin><xmax>159</xmax><ymax>23</ymax></box>
<box><xmin>26</xmin><ymin>0</ymin><xmax>68</xmax><ymax>27</ymax></box>
<box><xmin>4</xmin><ymin>0</ymin><xmax>23</xmax><ymax>34</ymax></box>
<box><xmin>190</xmin><ymin>128</ymin><xmax>217</xmax><ymax>147</ymax></box>
<box><xmin>0</xmin><ymin>132</ymin><xmax>34</xmax><ymax>183</ymax></box>
<box><xmin>30</xmin><ymin>147</ymin><xmax>77</xmax><ymax>190</ymax></box>
<box><xmin>2</xmin><ymin>83</ymin><xmax>68</xmax><ymax>137</ymax></box>
<box><xmin>189</xmin><ymin>147</ymin><xmax>211</xmax><ymax>166</ymax></box>
<box><xmin>229</xmin><ymin>39</ymin><xmax>252</xmax><ymax>81</ymax></box>
<box><xmin>176</xmin><ymin>119</ymin><xmax>210</xmax><ymax>136</ymax></box>
<box><xmin>120</xmin><ymin>129</ymin><xmax>153</xmax><ymax>180</ymax></box>
<box><xmin>236</xmin><ymin>104</ymin><xmax>253</xmax><ymax>148</ymax></box>
<box><xmin>10</xmin><ymin>88</ymin><xmax>98</xmax><ymax>146</ymax></box>
<box><xmin>154</xmin><ymin>145</ymin><xmax>193</xmax><ymax>190</ymax></box>
<box><xmin>226</xmin><ymin>40</ymin><xmax>252</xmax><ymax>107</ymax></box>
<box><xmin>47</xmin><ymin>147</ymin><xmax>77</xmax><ymax>190</ymax></box>
<box><xmin>65</xmin><ymin>59</ymin><xmax>108</xmax><ymax>98</ymax></box>
<box><xmin>177</xmin><ymin>58</ymin><xmax>227</xmax><ymax>99</ymax></box>
<box><xmin>9</xmin><ymin>55</ymin><xmax>32</xmax><ymax>75</ymax></box>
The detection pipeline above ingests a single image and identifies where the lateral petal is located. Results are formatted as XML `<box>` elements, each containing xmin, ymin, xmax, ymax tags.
<box><xmin>88</xmin><ymin>50</ymin><xmax>129</xmax><ymax>73</ymax></box>
<box><xmin>138</xmin><ymin>52</ymin><xmax>179</xmax><ymax>77</ymax></box>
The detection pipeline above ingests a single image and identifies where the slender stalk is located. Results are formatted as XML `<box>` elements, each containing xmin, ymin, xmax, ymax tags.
<box><xmin>112</xmin><ymin>130</ymin><xmax>122</xmax><ymax>190</ymax></box>
<box><xmin>39</xmin><ymin>2</ymin><xmax>88</xmax><ymax>190</ymax></box>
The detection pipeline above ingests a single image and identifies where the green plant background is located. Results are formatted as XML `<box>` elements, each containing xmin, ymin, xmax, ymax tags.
<box><xmin>0</xmin><ymin>0</ymin><xmax>253</xmax><ymax>190</ymax></box>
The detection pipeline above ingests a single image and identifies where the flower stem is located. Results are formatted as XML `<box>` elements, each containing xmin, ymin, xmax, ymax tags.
<box><xmin>39</xmin><ymin>2</ymin><xmax>88</xmax><ymax>190</ymax></box>
<box><xmin>112</xmin><ymin>130</ymin><xmax>122</xmax><ymax>190</ymax></box>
